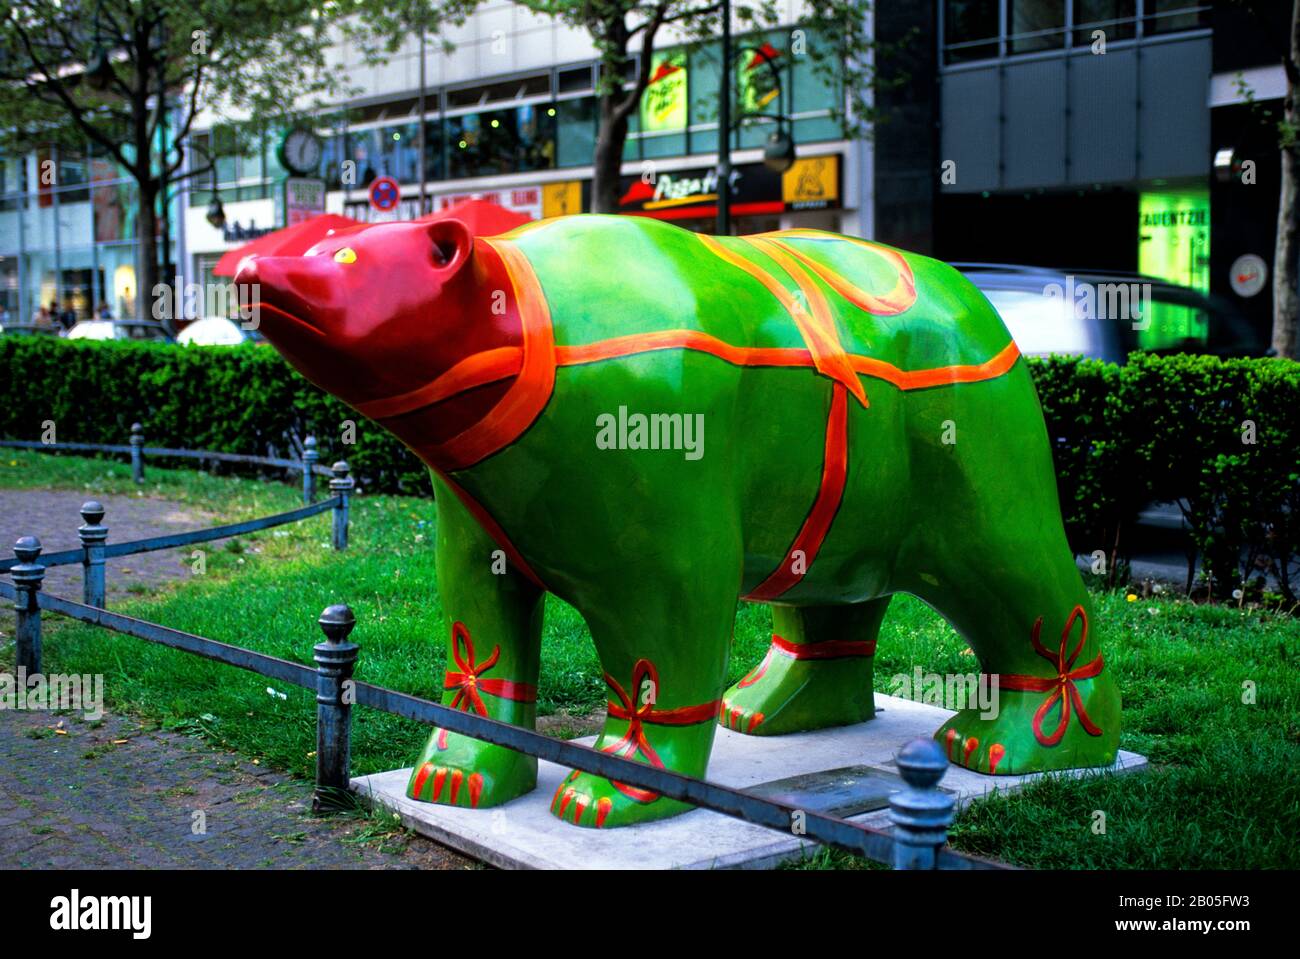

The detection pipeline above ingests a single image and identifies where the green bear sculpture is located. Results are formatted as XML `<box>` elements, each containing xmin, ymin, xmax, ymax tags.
<box><xmin>236</xmin><ymin>213</ymin><xmax>1121</xmax><ymax>829</ymax></box>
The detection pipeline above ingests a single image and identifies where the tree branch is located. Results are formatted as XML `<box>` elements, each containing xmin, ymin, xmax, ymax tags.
<box><xmin>7</xmin><ymin>14</ymin><xmax>135</xmax><ymax>172</ymax></box>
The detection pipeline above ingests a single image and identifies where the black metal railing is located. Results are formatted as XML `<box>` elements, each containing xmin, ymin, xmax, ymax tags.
<box><xmin>0</xmin><ymin>431</ymin><xmax>1003</xmax><ymax>870</ymax></box>
<box><xmin>0</xmin><ymin>535</ymin><xmax>1002</xmax><ymax>870</ymax></box>
<box><xmin>0</xmin><ymin>423</ymin><xmax>335</xmax><ymax>504</ymax></box>
<box><xmin>0</xmin><ymin>455</ymin><xmax>354</xmax><ymax>606</ymax></box>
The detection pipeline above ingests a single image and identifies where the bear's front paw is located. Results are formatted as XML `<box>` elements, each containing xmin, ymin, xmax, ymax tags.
<box><xmin>406</xmin><ymin>729</ymin><xmax>537</xmax><ymax>808</ymax></box>
<box><xmin>549</xmin><ymin>770</ymin><xmax>693</xmax><ymax>828</ymax></box>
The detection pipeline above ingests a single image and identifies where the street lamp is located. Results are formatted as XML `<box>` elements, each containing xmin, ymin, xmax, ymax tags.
<box><xmin>205</xmin><ymin>195</ymin><xmax>226</xmax><ymax>230</ymax></box>
<box><xmin>763</xmin><ymin>128</ymin><xmax>795</xmax><ymax>173</ymax></box>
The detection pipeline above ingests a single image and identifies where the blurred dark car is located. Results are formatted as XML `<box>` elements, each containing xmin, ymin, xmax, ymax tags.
<box><xmin>954</xmin><ymin>264</ymin><xmax>1268</xmax><ymax>364</ymax></box>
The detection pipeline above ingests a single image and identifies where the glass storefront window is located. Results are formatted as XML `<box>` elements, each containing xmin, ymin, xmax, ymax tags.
<box><xmin>945</xmin><ymin>0</ymin><xmax>1000</xmax><ymax>62</ymax></box>
<box><xmin>1073</xmin><ymin>0</ymin><xmax>1136</xmax><ymax>44</ymax></box>
<box><xmin>1007</xmin><ymin>0</ymin><xmax>1067</xmax><ymax>54</ymax></box>
<box><xmin>348</xmin><ymin>128</ymin><xmax>382</xmax><ymax>185</ymax></box>
<box><xmin>320</xmin><ymin>133</ymin><xmax>346</xmax><ymax>189</ymax></box>
<box><xmin>93</xmin><ymin>177</ymin><xmax>137</xmax><ymax>243</ymax></box>
<box><xmin>556</xmin><ymin>98</ymin><xmax>596</xmax><ymax>168</ymax></box>
<box><xmin>0</xmin><ymin>153</ymin><xmax>22</xmax><ymax>197</ymax></box>
<box><xmin>424</xmin><ymin>120</ymin><xmax>444</xmax><ymax>183</ymax></box>
<box><xmin>0</xmin><ymin>255</ymin><xmax>18</xmax><ymax>323</ymax></box>
<box><xmin>447</xmin><ymin>106</ymin><xmax>556</xmax><ymax>179</ymax></box>
<box><xmin>688</xmin><ymin>40</ymin><xmax>724</xmax><ymax>154</ymax></box>
<box><xmin>380</xmin><ymin>121</ymin><xmax>420</xmax><ymax>183</ymax></box>
<box><xmin>1142</xmin><ymin>0</ymin><xmax>1210</xmax><ymax>36</ymax></box>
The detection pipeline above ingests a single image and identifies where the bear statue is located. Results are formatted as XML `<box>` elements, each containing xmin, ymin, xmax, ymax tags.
<box><xmin>235</xmin><ymin>214</ymin><xmax>1121</xmax><ymax>829</ymax></box>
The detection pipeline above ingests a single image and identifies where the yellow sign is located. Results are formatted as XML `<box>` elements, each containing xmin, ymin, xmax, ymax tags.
<box><xmin>641</xmin><ymin>51</ymin><xmax>687</xmax><ymax>132</ymax></box>
<box><xmin>543</xmin><ymin>181</ymin><xmax>583</xmax><ymax>218</ymax></box>
<box><xmin>782</xmin><ymin>156</ymin><xmax>839</xmax><ymax>208</ymax></box>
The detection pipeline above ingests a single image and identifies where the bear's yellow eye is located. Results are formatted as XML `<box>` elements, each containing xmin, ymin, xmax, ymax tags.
<box><xmin>334</xmin><ymin>248</ymin><xmax>357</xmax><ymax>264</ymax></box>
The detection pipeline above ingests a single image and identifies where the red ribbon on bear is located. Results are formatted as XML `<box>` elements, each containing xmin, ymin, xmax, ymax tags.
<box><xmin>602</xmin><ymin>658</ymin><xmax>720</xmax><ymax>803</ymax></box>
<box><xmin>997</xmin><ymin>605</ymin><xmax>1104</xmax><ymax>747</ymax></box>
<box><xmin>444</xmin><ymin>621</ymin><xmax>537</xmax><ymax>716</ymax></box>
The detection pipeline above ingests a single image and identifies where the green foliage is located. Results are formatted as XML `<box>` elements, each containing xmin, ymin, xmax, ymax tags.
<box><xmin>0</xmin><ymin>337</ymin><xmax>429</xmax><ymax>495</ymax></box>
<box><xmin>1026</xmin><ymin>355</ymin><xmax>1135</xmax><ymax>580</ymax></box>
<box><xmin>1029</xmin><ymin>353</ymin><xmax>1300</xmax><ymax>600</ymax></box>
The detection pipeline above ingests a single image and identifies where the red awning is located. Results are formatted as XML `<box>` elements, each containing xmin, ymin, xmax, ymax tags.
<box><xmin>212</xmin><ymin>214</ymin><xmax>363</xmax><ymax>277</ymax></box>
<box><xmin>212</xmin><ymin>198</ymin><xmax>533</xmax><ymax>277</ymax></box>
<box><xmin>417</xmin><ymin>197</ymin><xmax>532</xmax><ymax>236</ymax></box>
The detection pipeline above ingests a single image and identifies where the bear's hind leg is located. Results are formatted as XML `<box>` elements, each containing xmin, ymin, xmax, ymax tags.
<box><xmin>721</xmin><ymin>599</ymin><xmax>888</xmax><ymax>735</ymax></box>
<box><xmin>901</xmin><ymin>534</ymin><xmax>1121</xmax><ymax>777</ymax></box>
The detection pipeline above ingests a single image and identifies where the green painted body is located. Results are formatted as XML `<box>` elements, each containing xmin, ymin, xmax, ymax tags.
<box><xmin>404</xmin><ymin>216</ymin><xmax>1120</xmax><ymax>828</ymax></box>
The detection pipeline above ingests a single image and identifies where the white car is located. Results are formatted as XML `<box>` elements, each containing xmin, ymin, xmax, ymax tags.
<box><xmin>177</xmin><ymin>317</ymin><xmax>248</xmax><ymax>346</ymax></box>
<box><xmin>66</xmin><ymin>320</ymin><xmax>117</xmax><ymax>340</ymax></box>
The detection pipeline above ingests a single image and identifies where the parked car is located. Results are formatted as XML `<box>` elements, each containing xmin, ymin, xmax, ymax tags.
<box><xmin>177</xmin><ymin>317</ymin><xmax>248</xmax><ymax>346</ymax></box>
<box><xmin>65</xmin><ymin>319</ymin><xmax>171</xmax><ymax>341</ymax></box>
<box><xmin>954</xmin><ymin>264</ymin><xmax>1268</xmax><ymax>363</ymax></box>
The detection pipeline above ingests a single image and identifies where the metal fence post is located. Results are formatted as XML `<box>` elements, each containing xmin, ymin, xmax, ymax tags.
<box><xmin>313</xmin><ymin>603</ymin><xmax>359</xmax><ymax>813</ymax></box>
<box><xmin>330</xmin><ymin>461</ymin><xmax>354</xmax><ymax>551</ymax></box>
<box><xmin>78</xmin><ymin>500</ymin><xmax>108</xmax><ymax>608</ymax></box>
<box><xmin>302</xmin><ymin>436</ymin><xmax>319</xmax><ymax>505</ymax></box>
<box><xmin>11</xmin><ymin>536</ymin><xmax>45</xmax><ymax>676</ymax></box>
<box><xmin>129</xmin><ymin>423</ymin><xmax>145</xmax><ymax>484</ymax></box>
<box><xmin>889</xmin><ymin>737</ymin><xmax>957</xmax><ymax>870</ymax></box>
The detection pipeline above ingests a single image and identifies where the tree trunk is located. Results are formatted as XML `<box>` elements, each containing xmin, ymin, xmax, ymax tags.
<box><xmin>592</xmin><ymin>97</ymin><xmax>631</xmax><ymax>214</ymax></box>
<box><xmin>1273</xmin><ymin>0</ymin><xmax>1300</xmax><ymax>359</ymax></box>
<box><xmin>138</xmin><ymin>179</ymin><xmax>161</xmax><ymax>327</ymax></box>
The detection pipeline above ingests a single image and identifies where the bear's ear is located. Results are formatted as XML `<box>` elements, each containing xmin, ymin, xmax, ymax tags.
<box><xmin>425</xmin><ymin>218</ymin><xmax>472</xmax><ymax>273</ymax></box>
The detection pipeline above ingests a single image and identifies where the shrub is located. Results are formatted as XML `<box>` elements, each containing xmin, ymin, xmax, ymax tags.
<box><xmin>1029</xmin><ymin>352</ymin><xmax>1300</xmax><ymax>601</ymax></box>
<box><xmin>0</xmin><ymin>337</ymin><xmax>429</xmax><ymax>494</ymax></box>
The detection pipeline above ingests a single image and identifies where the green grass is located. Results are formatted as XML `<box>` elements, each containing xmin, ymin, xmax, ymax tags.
<box><xmin>3</xmin><ymin>449</ymin><xmax>1298</xmax><ymax>869</ymax></box>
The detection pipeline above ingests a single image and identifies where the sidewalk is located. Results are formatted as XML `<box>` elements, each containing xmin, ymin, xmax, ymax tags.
<box><xmin>0</xmin><ymin>706</ymin><xmax>474</xmax><ymax>869</ymax></box>
<box><xmin>0</xmin><ymin>486</ymin><xmax>474</xmax><ymax>870</ymax></box>
<box><xmin>0</xmin><ymin>488</ymin><xmax>208</xmax><ymax>599</ymax></box>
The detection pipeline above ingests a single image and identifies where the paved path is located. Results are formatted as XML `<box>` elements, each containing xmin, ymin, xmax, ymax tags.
<box><xmin>0</xmin><ymin>708</ymin><xmax>474</xmax><ymax>869</ymax></box>
<box><xmin>0</xmin><ymin>487</ymin><xmax>474</xmax><ymax>870</ymax></box>
<box><xmin>0</xmin><ymin>488</ymin><xmax>208</xmax><ymax>600</ymax></box>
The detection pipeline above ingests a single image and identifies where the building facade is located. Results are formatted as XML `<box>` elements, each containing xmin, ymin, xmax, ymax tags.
<box><xmin>180</xmin><ymin>2</ymin><xmax>874</xmax><ymax>310</ymax></box>
<box><xmin>933</xmin><ymin>0</ymin><xmax>1215</xmax><ymax>287</ymax></box>
<box><xmin>0</xmin><ymin>3</ymin><xmax>872</xmax><ymax>326</ymax></box>
<box><xmin>5</xmin><ymin>2</ymin><xmax>1264</xmax><ymax>333</ymax></box>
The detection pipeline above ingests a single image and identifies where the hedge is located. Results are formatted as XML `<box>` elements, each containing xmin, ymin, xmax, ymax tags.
<box><xmin>2</xmin><ymin>337</ymin><xmax>1297</xmax><ymax>600</ymax></box>
<box><xmin>1030</xmin><ymin>351</ymin><xmax>1300</xmax><ymax>602</ymax></box>
<box><xmin>0</xmin><ymin>337</ymin><xmax>430</xmax><ymax>495</ymax></box>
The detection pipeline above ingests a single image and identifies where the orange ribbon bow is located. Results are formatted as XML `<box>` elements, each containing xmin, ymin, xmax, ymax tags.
<box><xmin>997</xmin><ymin>605</ymin><xmax>1105</xmax><ymax>747</ymax></box>
<box><xmin>444</xmin><ymin>621</ymin><xmax>537</xmax><ymax>717</ymax></box>
<box><xmin>602</xmin><ymin>659</ymin><xmax>720</xmax><ymax>803</ymax></box>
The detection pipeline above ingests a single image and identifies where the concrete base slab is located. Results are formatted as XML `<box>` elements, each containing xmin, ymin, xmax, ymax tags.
<box><xmin>350</xmin><ymin>694</ymin><xmax>1147</xmax><ymax>870</ymax></box>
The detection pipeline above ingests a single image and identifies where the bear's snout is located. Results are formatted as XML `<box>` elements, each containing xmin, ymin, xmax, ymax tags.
<box><xmin>235</xmin><ymin>255</ymin><xmax>338</xmax><ymax>336</ymax></box>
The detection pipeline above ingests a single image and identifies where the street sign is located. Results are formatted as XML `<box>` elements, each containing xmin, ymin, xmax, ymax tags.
<box><xmin>283</xmin><ymin>177</ymin><xmax>326</xmax><ymax>227</ymax></box>
<box><xmin>369</xmin><ymin>176</ymin><xmax>401</xmax><ymax>213</ymax></box>
<box><xmin>1229</xmin><ymin>254</ymin><xmax>1268</xmax><ymax>298</ymax></box>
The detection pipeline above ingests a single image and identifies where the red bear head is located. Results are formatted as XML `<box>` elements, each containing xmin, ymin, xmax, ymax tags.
<box><xmin>234</xmin><ymin>218</ymin><xmax>517</xmax><ymax>417</ymax></box>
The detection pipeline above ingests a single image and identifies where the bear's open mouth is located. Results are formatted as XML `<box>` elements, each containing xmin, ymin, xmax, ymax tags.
<box><xmin>251</xmin><ymin>299</ymin><xmax>324</xmax><ymax>339</ymax></box>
